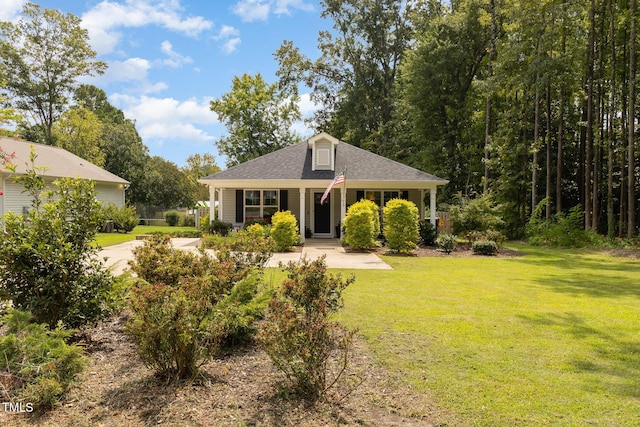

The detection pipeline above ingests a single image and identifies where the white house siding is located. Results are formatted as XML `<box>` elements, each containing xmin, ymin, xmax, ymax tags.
<box><xmin>222</xmin><ymin>189</ymin><xmax>236</xmax><ymax>224</ymax></box>
<box><xmin>95</xmin><ymin>183</ymin><xmax>125</xmax><ymax>208</ymax></box>
<box><xmin>1</xmin><ymin>178</ymin><xmax>125</xmax><ymax>216</ymax></box>
<box><xmin>1</xmin><ymin>180</ymin><xmax>36</xmax><ymax>216</ymax></box>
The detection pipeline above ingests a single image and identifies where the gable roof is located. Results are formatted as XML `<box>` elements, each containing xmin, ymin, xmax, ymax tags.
<box><xmin>0</xmin><ymin>137</ymin><xmax>128</xmax><ymax>185</ymax></box>
<box><xmin>201</xmin><ymin>136</ymin><xmax>447</xmax><ymax>185</ymax></box>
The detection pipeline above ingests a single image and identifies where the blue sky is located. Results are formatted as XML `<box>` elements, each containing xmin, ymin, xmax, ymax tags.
<box><xmin>0</xmin><ymin>0</ymin><xmax>325</xmax><ymax>168</ymax></box>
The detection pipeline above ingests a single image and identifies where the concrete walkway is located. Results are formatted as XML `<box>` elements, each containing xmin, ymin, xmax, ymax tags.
<box><xmin>99</xmin><ymin>238</ymin><xmax>391</xmax><ymax>275</ymax></box>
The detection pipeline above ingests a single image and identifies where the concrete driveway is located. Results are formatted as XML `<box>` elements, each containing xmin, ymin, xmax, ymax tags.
<box><xmin>99</xmin><ymin>238</ymin><xmax>391</xmax><ymax>275</ymax></box>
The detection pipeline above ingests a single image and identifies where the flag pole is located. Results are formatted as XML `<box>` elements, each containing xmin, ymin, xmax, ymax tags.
<box><xmin>340</xmin><ymin>167</ymin><xmax>347</xmax><ymax>234</ymax></box>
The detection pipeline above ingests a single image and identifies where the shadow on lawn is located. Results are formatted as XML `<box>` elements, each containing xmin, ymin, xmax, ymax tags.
<box><xmin>517</xmin><ymin>312</ymin><xmax>640</xmax><ymax>398</ymax></box>
<box><xmin>507</xmin><ymin>250</ymin><xmax>640</xmax><ymax>298</ymax></box>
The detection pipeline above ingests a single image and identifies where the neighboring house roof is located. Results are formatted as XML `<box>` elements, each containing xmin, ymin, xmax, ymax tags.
<box><xmin>201</xmin><ymin>135</ymin><xmax>447</xmax><ymax>185</ymax></box>
<box><xmin>0</xmin><ymin>137</ymin><xmax>129</xmax><ymax>185</ymax></box>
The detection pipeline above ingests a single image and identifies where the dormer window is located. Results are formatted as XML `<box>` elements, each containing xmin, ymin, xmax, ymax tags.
<box><xmin>308</xmin><ymin>132</ymin><xmax>339</xmax><ymax>171</ymax></box>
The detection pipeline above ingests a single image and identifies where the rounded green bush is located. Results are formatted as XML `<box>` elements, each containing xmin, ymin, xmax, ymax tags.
<box><xmin>436</xmin><ymin>233</ymin><xmax>458</xmax><ymax>254</ymax></box>
<box><xmin>472</xmin><ymin>240</ymin><xmax>498</xmax><ymax>255</ymax></box>
<box><xmin>383</xmin><ymin>199</ymin><xmax>419</xmax><ymax>253</ymax></box>
<box><xmin>270</xmin><ymin>210</ymin><xmax>299</xmax><ymax>251</ymax></box>
<box><xmin>343</xmin><ymin>199</ymin><xmax>380</xmax><ymax>250</ymax></box>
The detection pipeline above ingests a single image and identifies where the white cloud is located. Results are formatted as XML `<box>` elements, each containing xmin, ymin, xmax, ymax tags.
<box><xmin>0</xmin><ymin>0</ymin><xmax>26</xmax><ymax>22</ymax></box>
<box><xmin>102</xmin><ymin>57</ymin><xmax>152</xmax><ymax>82</ymax></box>
<box><xmin>231</xmin><ymin>0</ymin><xmax>313</xmax><ymax>22</ymax></box>
<box><xmin>160</xmin><ymin>40</ymin><xmax>193</xmax><ymax>68</ymax></box>
<box><xmin>232</xmin><ymin>0</ymin><xmax>271</xmax><ymax>22</ymax></box>
<box><xmin>214</xmin><ymin>25</ymin><xmax>241</xmax><ymax>54</ymax></box>
<box><xmin>274</xmin><ymin>0</ymin><xmax>314</xmax><ymax>16</ymax></box>
<box><xmin>81</xmin><ymin>0</ymin><xmax>213</xmax><ymax>55</ymax></box>
<box><xmin>222</xmin><ymin>38</ymin><xmax>242</xmax><ymax>54</ymax></box>
<box><xmin>110</xmin><ymin>94</ymin><xmax>218</xmax><ymax>146</ymax></box>
<box><xmin>297</xmin><ymin>93</ymin><xmax>319</xmax><ymax>117</ymax></box>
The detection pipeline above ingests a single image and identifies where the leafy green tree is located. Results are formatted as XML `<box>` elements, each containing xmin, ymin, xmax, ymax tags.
<box><xmin>0</xmin><ymin>2</ymin><xmax>107</xmax><ymax>144</ymax></box>
<box><xmin>182</xmin><ymin>153</ymin><xmax>220</xmax><ymax>202</ymax></box>
<box><xmin>73</xmin><ymin>85</ymin><xmax>155</xmax><ymax>206</ymax></box>
<box><xmin>210</xmin><ymin>73</ymin><xmax>301</xmax><ymax>166</ymax></box>
<box><xmin>394</xmin><ymin>0</ymin><xmax>490</xmax><ymax>198</ymax></box>
<box><xmin>147</xmin><ymin>156</ymin><xmax>195</xmax><ymax>208</ymax></box>
<box><xmin>275</xmin><ymin>0</ymin><xmax>415</xmax><ymax>151</ymax></box>
<box><xmin>52</xmin><ymin>106</ymin><xmax>105</xmax><ymax>166</ymax></box>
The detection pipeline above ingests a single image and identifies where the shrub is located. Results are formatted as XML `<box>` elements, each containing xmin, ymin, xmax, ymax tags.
<box><xmin>0</xmin><ymin>309</ymin><xmax>87</xmax><ymax>410</ymax></box>
<box><xmin>383</xmin><ymin>199</ymin><xmax>419</xmax><ymax>253</ymax></box>
<box><xmin>436</xmin><ymin>233</ymin><xmax>458</xmax><ymax>254</ymax></box>
<box><xmin>0</xmin><ymin>157</ymin><xmax>115</xmax><ymax>329</ymax></box>
<box><xmin>472</xmin><ymin>240</ymin><xmax>498</xmax><ymax>255</ymax></box>
<box><xmin>245</xmin><ymin>222</ymin><xmax>267</xmax><ymax>239</ymax></box>
<box><xmin>182</xmin><ymin>214</ymin><xmax>196</xmax><ymax>227</ymax></box>
<box><xmin>270</xmin><ymin>210</ymin><xmax>299</xmax><ymax>251</ymax></box>
<box><xmin>244</xmin><ymin>218</ymin><xmax>268</xmax><ymax>229</ymax></box>
<box><xmin>165</xmin><ymin>210</ymin><xmax>180</xmax><ymax>226</ymax></box>
<box><xmin>126</xmin><ymin>236</ymin><xmax>272</xmax><ymax>380</ymax></box>
<box><xmin>419</xmin><ymin>219</ymin><xmax>437</xmax><ymax>246</ymax></box>
<box><xmin>149</xmin><ymin>230</ymin><xmax>202</xmax><ymax>238</ymax></box>
<box><xmin>343</xmin><ymin>199</ymin><xmax>380</xmax><ymax>250</ymax></box>
<box><xmin>526</xmin><ymin>200</ymin><xmax>602</xmax><ymax>248</ymax></box>
<box><xmin>205</xmin><ymin>218</ymin><xmax>233</xmax><ymax>236</ymax></box>
<box><xmin>104</xmin><ymin>203</ymin><xmax>139</xmax><ymax>233</ymax></box>
<box><xmin>449</xmin><ymin>192</ymin><xmax>504</xmax><ymax>237</ymax></box>
<box><xmin>258</xmin><ymin>256</ymin><xmax>355</xmax><ymax>399</ymax></box>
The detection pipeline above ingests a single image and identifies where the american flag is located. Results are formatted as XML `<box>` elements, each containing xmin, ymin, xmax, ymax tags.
<box><xmin>320</xmin><ymin>171</ymin><xmax>345</xmax><ymax>205</ymax></box>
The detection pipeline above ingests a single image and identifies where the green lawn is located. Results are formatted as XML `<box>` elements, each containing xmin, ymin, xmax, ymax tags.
<box><xmin>94</xmin><ymin>225</ymin><xmax>199</xmax><ymax>247</ymax></box>
<box><xmin>332</xmin><ymin>244</ymin><xmax>640</xmax><ymax>426</ymax></box>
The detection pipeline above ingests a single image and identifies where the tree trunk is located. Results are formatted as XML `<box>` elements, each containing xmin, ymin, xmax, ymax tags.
<box><xmin>628</xmin><ymin>0</ymin><xmax>637</xmax><ymax>237</ymax></box>
<box><xmin>532</xmin><ymin>83</ymin><xmax>540</xmax><ymax>211</ymax></box>
<box><xmin>607</xmin><ymin>0</ymin><xmax>616</xmax><ymax>238</ymax></box>
<box><xmin>584</xmin><ymin>0</ymin><xmax>596</xmax><ymax>230</ymax></box>
<box><xmin>483</xmin><ymin>0</ymin><xmax>497</xmax><ymax>194</ymax></box>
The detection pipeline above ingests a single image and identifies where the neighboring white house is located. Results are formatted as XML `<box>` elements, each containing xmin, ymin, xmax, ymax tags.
<box><xmin>199</xmin><ymin>132</ymin><xmax>448</xmax><ymax>242</ymax></box>
<box><xmin>0</xmin><ymin>136</ymin><xmax>129</xmax><ymax>215</ymax></box>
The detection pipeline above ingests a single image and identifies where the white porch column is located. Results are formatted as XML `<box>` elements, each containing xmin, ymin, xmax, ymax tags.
<box><xmin>299</xmin><ymin>187</ymin><xmax>306</xmax><ymax>243</ymax></box>
<box><xmin>217</xmin><ymin>188</ymin><xmax>224</xmax><ymax>221</ymax></box>
<box><xmin>430</xmin><ymin>187</ymin><xmax>437</xmax><ymax>226</ymax></box>
<box><xmin>340</xmin><ymin>186</ymin><xmax>347</xmax><ymax>226</ymax></box>
<box><xmin>209</xmin><ymin>185</ymin><xmax>216</xmax><ymax>223</ymax></box>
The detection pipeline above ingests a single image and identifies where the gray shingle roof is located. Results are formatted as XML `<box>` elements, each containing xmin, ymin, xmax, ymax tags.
<box><xmin>202</xmin><ymin>138</ymin><xmax>447</xmax><ymax>183</ymax></box>
<box><xmin>0</xmin><ymin>137</ymin><xmax>129</xmax><ymax>184</ymax></box>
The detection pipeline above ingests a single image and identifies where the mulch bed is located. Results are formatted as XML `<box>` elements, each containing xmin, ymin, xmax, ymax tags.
<box><xmin>0</xmin><ymin>314</ymin><xmax>455</xmax><ymax>427</ymax></box>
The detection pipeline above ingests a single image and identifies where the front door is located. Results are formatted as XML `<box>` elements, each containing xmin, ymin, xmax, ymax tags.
<box><xmin>314</xmin><ymin>192</ymin><xmax>331</xmax><ymax>234</ymax></box>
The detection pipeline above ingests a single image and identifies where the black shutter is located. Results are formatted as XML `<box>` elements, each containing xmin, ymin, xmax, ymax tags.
<box><xmin>235</xmin><ymin>190</ymin><xmax>244</xmax><ymax>223</ymax></box>
<box><xmin>400</xmin><ymin>190</ymin><xmax>408</xmax><ymax>200</ymax></box>
<box><xmin>280</xmin><ymin>190</ymin><xmax>288</xmax><ymax>211</ymax></box>
<box><xmin>356</xmin><ymin>190</ymin><xmax>364</xmax><ymax>201</ymax></box>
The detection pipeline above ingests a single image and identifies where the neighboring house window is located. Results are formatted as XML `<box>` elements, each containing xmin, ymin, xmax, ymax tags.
<box><xmin>245</xmin><ymin>189</ymin><xmax>278</xmax><ymax>223</ymax></box>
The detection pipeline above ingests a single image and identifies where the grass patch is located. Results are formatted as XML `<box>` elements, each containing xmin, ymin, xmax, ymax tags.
<box><xmin>334</xmin><ymin>244</ymin><xmax>640</xmax><ymax>426</ymax></box>
<box><xmin>95</xmin><ymin>225</ymin><xmax>199</xmax><ymax>247</ymax></box>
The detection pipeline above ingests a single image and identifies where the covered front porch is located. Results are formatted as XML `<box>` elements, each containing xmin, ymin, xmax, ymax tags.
<box><xmin>207</xmin><ymin>183</ymin><xmax>440</xmax><ymax>243</ymax></box>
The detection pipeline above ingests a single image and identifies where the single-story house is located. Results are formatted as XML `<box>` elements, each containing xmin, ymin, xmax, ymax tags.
<box><xmin>0</xmin><ymin>136</ymin><xmax>129</xmax><ymax>215</ymax></box>
<box><xmin>199</xmin><ymin>132</ymin><xmax>448</xmax><ymax>242</ymax></box>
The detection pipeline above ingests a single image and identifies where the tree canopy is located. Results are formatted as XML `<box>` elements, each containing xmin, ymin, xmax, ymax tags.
<box><xmin>0</xmin><ymin>2</ymin><xmax>106</xmax><ymax>145</ymax></box>
<box><xmin>210</xmin><ymin>73</ymin><xmax>302</xmax><ymax>166</ymax></box>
